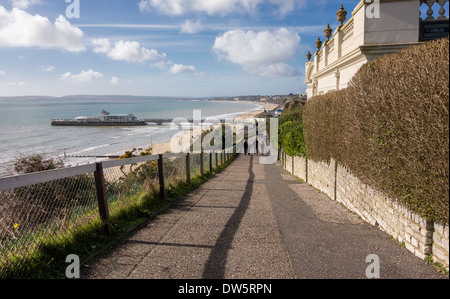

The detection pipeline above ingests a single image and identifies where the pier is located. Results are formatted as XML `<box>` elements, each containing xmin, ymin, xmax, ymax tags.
<box><xmin>143</xmin><ymin>119</ymin><xmax>223</xmax><ymax>125</ymax></box>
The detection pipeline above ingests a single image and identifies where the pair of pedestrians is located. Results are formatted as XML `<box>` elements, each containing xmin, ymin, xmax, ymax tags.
<box><xmin>244</xmin><ymin>139</ymin><xmax>259</xmax><ymax>156</ymax></box>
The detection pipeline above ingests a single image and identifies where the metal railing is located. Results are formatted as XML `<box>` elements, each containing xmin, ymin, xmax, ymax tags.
<box><xmin>0</xmin><ymin>150</ymin><xmax>236</xmax><ymax>278</ymax></box>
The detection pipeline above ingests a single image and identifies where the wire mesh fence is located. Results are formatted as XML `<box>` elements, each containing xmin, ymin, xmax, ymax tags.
<box><xmin>0</xmin><ymin>167</ymin><xmax>100</xmax><ymax>278</ymax></box>
<box><xmin>0</xmin><ymin>150</ymin><xmax>236</xmax><ymax>278</ymax></box>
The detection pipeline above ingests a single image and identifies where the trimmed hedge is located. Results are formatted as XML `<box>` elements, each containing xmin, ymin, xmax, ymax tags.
<box><xmin>303</xmin><ymin>38</ymin><xmax>449</xmax><ymax>223</ymax></box>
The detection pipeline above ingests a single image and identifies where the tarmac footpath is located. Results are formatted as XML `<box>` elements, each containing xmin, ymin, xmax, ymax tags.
<box><xmin>82</xmin><ymin>155</ymin><xmax>444</xmax><ymax>279</ymax></box>
<box><xmin>82</xmin><ymin>155</ymin><xmax>294</xmax><ymax>279</ymax></box>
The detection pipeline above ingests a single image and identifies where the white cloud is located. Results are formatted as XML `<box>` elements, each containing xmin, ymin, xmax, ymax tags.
<box><xmin>92</xmin><ymin>38</ymin><xmax>198</xmax><ymax>75</ymax></box>
<box><xmin>10</xmin><ymin>0</ymin><xmax>42</xmax><ymax>10</ymax></box>
<box><xmin>40</xmin><ymin>65</ymin><xmax>55</xmax><ymax>72</ymax></box>
<box><xmin>169</xmin><ymin>64</ymin><xmax>197</xmax><ymax>74</ymax></box>
<box><xmin>92</xmin><ymin>39</ymin><xmax>167</xmax><ymax>64</ymax></box>
<box><xmin>110</xmin><ymin>41</ymin><xmax>166</xmax><ymax>63</ymax></box>
<box><xmin>212</xmin><ymin>27</ymin><xmax>300</xmax><ymax>77</ymax></box>
<box><xmin>139</xmin><ymin>0</ymin><xmax>258</xmax><ymax>16</ymax></box>
<box><xmin>180</xmin><ymin>19</ymin><xmax>204</xmax><ymax>34</ymax></box>
<box><xmin>138</xmin><ymin>0</ymin><xmax>306</xmax><ymax>16</ymax></box>
<box><xmin>92</xmin><ymin>38</ymin><xmax>111</xmax><ymax>54</ymax></box>
<box><xmin>0</xmin><ymin>70</ymin><xmax>5</xmax><ymax>75</ymax></box>
<box><xmin>0</xmin><ymin>6</ymin><xmax>86</xmax><ymax>52</ymax></box>
<box><xmin>110</xmin><ymin>76</ymin><xmax>120</xmax><ymax>85</ymax></box>
<box><xmin>61</xmin><ymin>69</ymin><xmax>104</xmax><ymax>83</ymax></box>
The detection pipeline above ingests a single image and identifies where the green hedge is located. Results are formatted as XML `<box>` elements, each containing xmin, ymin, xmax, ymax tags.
<box><xmin>279</xmin><ymin>101</ymin><xmax>307</xmax><ymax>157</ymax></box>
<box><xmin>302</xmin><ymin>38</ymin><xmax>449</xmax><ymax>223</ymax></box>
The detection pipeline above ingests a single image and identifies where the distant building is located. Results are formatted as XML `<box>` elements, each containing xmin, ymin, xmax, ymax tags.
<box><xmin>98</xmin><ymin>110</ymin><xmax>139</xmax><ymax>122</ymax></box>
<box><xmin>304</xmin><ymin>0</ymin><xmax>449</xmax><ymax>99</ymax></box>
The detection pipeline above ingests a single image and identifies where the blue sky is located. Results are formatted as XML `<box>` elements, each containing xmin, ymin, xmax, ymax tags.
<box><xmin>0</xmin><ymin>0</ymin><xmax>443</xmax><ymax>97</ymax></box>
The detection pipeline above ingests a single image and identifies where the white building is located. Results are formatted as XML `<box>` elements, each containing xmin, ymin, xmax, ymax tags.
<box><xmin>304</xmin><ymin>0</ymin><xmax>449</xmax><ymax>99</ymax></box>
<box><xmin>98</xmin><ymin>110</ymin><xmax>138</xmax><ymax>122</ymax></box>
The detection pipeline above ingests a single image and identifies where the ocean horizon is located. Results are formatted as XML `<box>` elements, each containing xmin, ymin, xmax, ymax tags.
<box><xmin>0</xmin><ymin>96</ymin><xmax>261</xmax><ymax>177</ymax></box>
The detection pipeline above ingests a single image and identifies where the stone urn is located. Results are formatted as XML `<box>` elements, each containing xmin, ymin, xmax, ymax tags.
<box><xmin>324</xmin><ymin>24</ymin><xmax>332</xmax><ymax>41</ymax></box>
<box><xmin>315</xmin><ymin>37</ymin><xmax>323</xmax><ymax>51</ymax></box>
<box><xmin>337</xmin><ymin>5</ymin><xmax>347</xmax><ymax>27</ymax></box>
<box><xmin>306</xmin><ymin>51</ymin><xmax>312</xmax><ymax>62</ymax></box>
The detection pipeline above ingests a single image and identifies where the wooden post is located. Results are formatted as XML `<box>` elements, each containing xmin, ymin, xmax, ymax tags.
<box><xmin>200</xmin><ymin>152</ymin><xmax>204</xmax><ymax>178</ymax></box>
<box><xmin>186</xmin><ymin>153</ymin><xmax>191</xmax><ymax>185</ymax></box>
<box><xmin>94</xmin><ymin>163</ymin><xmax>112</xmax><ymax>235</ymax></box>
<box><xmin>215</xmin><ymin>153</ymin><xmax>218</xmax><ymax>168</ymax></box>
<box><xmin>209</xmin><ymin>153</ymin><xmax>213</xmax><ymax>173</ymax></box>
<box><xmin>158</xmin><ymin>154</ymin><xmax>166</xmax><ymax>200</ymax></box>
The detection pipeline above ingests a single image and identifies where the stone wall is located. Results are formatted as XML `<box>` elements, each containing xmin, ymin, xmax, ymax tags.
<box><xmin>305</xmin><ymin>158</ymin><xmax>335</xmax><ymax>201</ymax></box>
<box><xmin>282</xmin><ymin>152</ymin><xmax>449</xmax><ymax>270</ymax></box>
<box><xmin>433</xmin><ymin>222</ymin><xmax>450</xmax><ymax>269</ymax></box>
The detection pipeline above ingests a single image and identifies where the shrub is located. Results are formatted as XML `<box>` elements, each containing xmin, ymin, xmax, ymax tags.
<box><xmin>14</xmin><ymin>154</ymin><xmax>64</xmax><ymax>174</ymax></box>
<box><xmin>279</xmin><ymin>101</ymin><xmax>307</xmax><ymax>156</ymax></box>
<box><xmin>303</xmin><ymin>38</ymin><xmax>449</xmax><ymax>223</ymax></box>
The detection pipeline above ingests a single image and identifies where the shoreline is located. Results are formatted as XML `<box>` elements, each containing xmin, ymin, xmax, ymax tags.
<box><xmin>65</xmin><ymin>102</ymin><xmax>271</xmax><ymax>165</ymax></box>
<box><xmin>149</xmin><ymin>101</ymin><xmax>279</xmax><ymax>156</ymax></box>
<box><xmin>0</xmin><ymin>101</ymin><xmax>278</xmax><ymax>177</ymax></box>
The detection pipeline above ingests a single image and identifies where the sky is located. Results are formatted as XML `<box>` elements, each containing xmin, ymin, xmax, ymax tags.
<box><xmin>0</xmin><ymin>0</ymin><xmax>442</xmax><ymax>98</ymax></box>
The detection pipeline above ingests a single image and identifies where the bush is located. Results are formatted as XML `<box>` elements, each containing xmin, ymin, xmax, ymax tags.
<box><xmin>279</xmin><ymin>101</ymin><xmax>307</xmax><ymax>156</ymax></box>
<box><xmin>303</xmin><ymin>38</ymin><xmax>449</xmax><ymax>223</ymax></box>
<box><xmin>14</xmin><ymin>154</ymin><xmax>64</xmax><ymax>174</ymax></box>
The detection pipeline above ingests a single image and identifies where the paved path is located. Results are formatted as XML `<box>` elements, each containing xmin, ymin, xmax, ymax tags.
<box><xmin>82</xmin><ymin>155</ymin><xmax>444</xmax><ymax>279</ymax></box>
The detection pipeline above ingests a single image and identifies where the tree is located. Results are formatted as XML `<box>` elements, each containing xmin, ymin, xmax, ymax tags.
<box><xmin>14</xmin><ymin>154</ymin><xmax>64</xmax><ymax>174</ymax></box>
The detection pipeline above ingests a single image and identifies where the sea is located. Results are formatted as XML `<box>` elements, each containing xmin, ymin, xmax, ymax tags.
<box><xmin>0</xmin><ymin>96</ymin><xmax>260</xmax><ymax>177</ymax></box>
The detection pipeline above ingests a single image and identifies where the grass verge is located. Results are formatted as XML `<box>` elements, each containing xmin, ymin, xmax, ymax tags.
<box><xmin>1</xmin><ymin>154</ymin><xmax>237</xmax><ymax>279</ymax></box>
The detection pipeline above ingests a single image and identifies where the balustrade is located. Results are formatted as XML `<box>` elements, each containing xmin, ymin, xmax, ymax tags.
<box><xmin>420</xmin><ymin>0</ymin><xmax>449</xmax><ymax>21</ymax></box>
<box><xmin>306</xmin><ymin>1</ymin><xmax>449</xmax><ymax>98</ymax></box>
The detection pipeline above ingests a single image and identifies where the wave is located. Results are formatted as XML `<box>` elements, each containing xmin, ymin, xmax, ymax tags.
<box><xmin>70</xmin><ymin>143</ymin><xmax>111</xmax><ymax>155</ymax></box>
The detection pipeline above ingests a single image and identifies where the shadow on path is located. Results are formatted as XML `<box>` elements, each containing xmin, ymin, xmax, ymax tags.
<box><xmin>202</xmin><ymin>155</ymin><xmax>254</xmax><ymax>279</ymax></box>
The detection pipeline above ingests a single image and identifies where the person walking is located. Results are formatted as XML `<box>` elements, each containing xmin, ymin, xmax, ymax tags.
<box><xmin>256</xmin><ymin>139</ymin><xmax>259</xmax><ymax>156</ymax></box>
<box><xmin>244</xmin><ymin>139</ymin><xmax>249</xmax><ymax>155</ymax></box>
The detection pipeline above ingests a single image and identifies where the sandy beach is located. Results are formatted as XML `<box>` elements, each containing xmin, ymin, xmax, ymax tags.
<box><xmin>100</xmin><ymin>101</ymin><xmax>280</xmax><ymax>182</ymax></box>
<box><xmin>150</xmin><ymin>101</ymin><xmax>279</xmax><ymax>155</ymax></box>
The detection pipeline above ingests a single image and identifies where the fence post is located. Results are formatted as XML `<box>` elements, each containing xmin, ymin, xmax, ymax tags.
<box><xmin>186</xmin><ymin>153</ymin><xmax>191</xmax><ymax>185</ymax></box>
<box><xmin>215</xmin><ymin>152</ymin><xmax>218</xmax><ymax>169</ymax></box>
<box><xmin>158</xmin><ymin>154</ymin><xmax>166</xmax><ymax>200</ymax></box>
<box><xmin>94</xmin><ymin>162</ymin><xmax>112</xmax><ymax>236</ymax></box>
<box><xmin>210</xmin><ymin>153</ymin><xmax>213</xmax><ymax>173</ymax></box>
<box><xmin>200</xmin><ymin>151</ymin><xmax>204</xmax><ymax>178</ymax></box>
